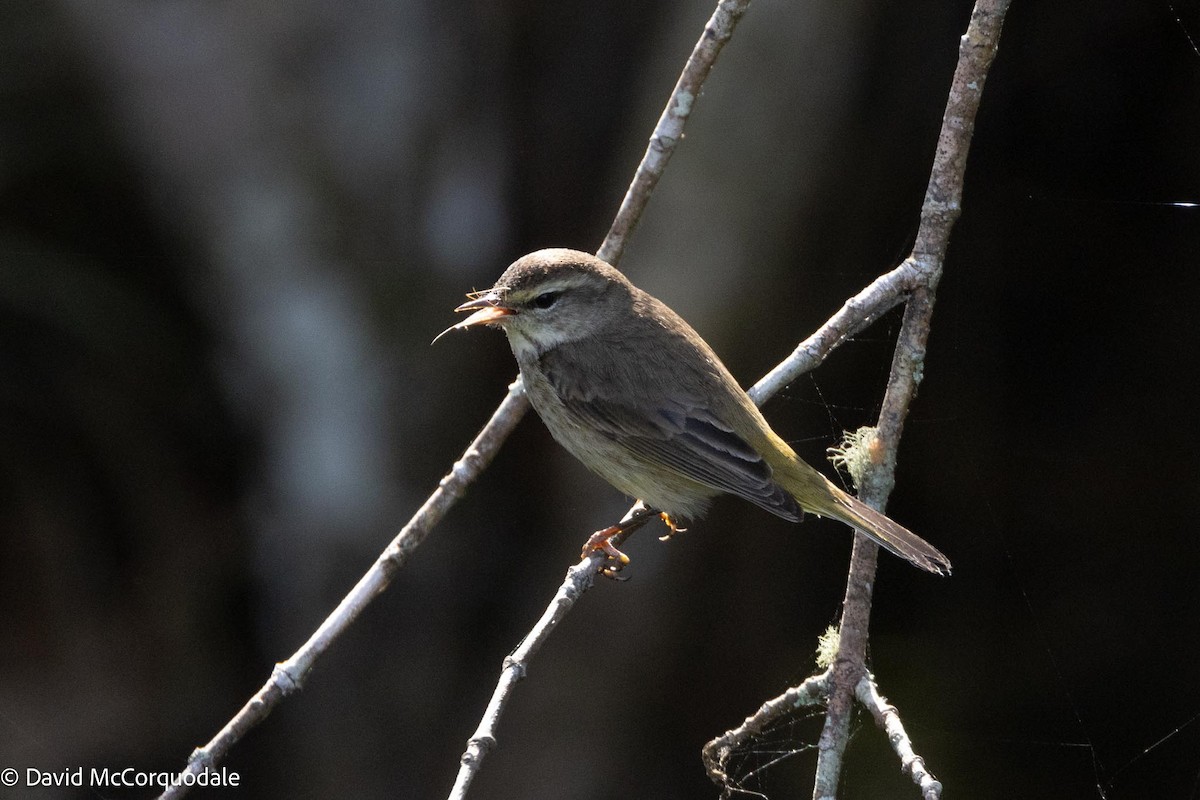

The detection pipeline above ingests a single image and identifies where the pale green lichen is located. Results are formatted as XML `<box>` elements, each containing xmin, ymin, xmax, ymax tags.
<box><xmin>815</xmin><ymin>625</ymin><xmax>840</xmax><ymax>669</ymax></box>
<box><xmin>827</xmin><ymin>426</ymin><xmax>879</xmax><ymax>487</ymax></box>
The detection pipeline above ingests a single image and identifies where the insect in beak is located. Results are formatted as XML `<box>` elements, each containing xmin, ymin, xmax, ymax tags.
<box><xmin>432</xmin><ymin>290</ymin><xmax>514</xmax><ymax>344</ymax></box>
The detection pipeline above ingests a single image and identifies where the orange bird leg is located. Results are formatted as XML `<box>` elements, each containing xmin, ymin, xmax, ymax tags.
<box><xmin>582</xmin><ymin>505</ymin><xmax>676</xmax><ymax>578</ymax></box>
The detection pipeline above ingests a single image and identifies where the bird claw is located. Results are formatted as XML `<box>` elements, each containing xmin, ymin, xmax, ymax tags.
<box><xmin>599</xmin><ymin>565</ymin><xmax>631</xmax><ymax>581</ymax></box>
<box><xmin>656</xmin><ymin>512</ymin><xmax>686</xmax><ymax>541</ymax></box>
<box><xmin>583</xmin><ymin>526</ymin><xmax>632</xmax><ymax>579</ymax></box>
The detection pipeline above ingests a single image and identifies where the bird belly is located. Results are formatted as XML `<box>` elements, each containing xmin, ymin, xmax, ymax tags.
<box><xmin>520</xmin><ymin>368</ymin><xmax>718</xmax><ymax>520</ymax></box>
<box><xmin>553</xmin><ymin>426</ymin><xmax>719</xmax><ymax>520</ymax></box>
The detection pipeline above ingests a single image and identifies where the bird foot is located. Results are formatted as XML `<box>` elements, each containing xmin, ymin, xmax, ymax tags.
<box><xmin>583</xmin><ymin>525</ymin><xmax>632</xmax><ymax>579</ymax></box>
<box><xmin>582</xmin><ymin>508</ymin><xmax>687</xmax><ymax>578</ymax></box>
<box><xmin>581</xmin><ymin>506</ymin><xmax>669</xmax><ymax>579</ymax></box>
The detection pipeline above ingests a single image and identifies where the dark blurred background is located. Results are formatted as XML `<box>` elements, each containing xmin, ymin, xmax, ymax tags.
<box><xmin>3</xmin><ymin>0</ymin><xmax>1199</xmax><ymax>798</ymax></box>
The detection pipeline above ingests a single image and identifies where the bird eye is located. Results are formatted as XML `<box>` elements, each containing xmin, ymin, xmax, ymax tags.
<box><xmin>532</xmin><ymin>291</ymin><xmax>561</xmax><ymax>309</ymax></box>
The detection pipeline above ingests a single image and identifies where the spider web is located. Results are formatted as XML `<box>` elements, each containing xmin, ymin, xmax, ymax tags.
<box><xmin>714</xmin><ymin>704</ymin><xmax>842</xmax><ymax>799</ymax></box>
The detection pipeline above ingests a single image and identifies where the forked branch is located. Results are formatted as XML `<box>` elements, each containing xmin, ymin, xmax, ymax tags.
<box><xmin>160</xmin><ymin>0</ymin><xmax>1009</xmax><ymax>797</ymax></box>
<box><xmin>704</xmin><ymin>1</ymin><xmax>1011</xmax><ymax>797</ymax></box>
<box><xmin>158</xmin><ymin>1</ymin><xmax>752</xmax><ymax>798</ymax></box>
<box><xmin>462</xmin><ymin>1</ymin><xmax>1012</xmax><ymax>795</ymax></box>
<box><xmin>814</xmin><ymin>2</ymin><xmax>1010</xmax><ymax>796</ymax></box>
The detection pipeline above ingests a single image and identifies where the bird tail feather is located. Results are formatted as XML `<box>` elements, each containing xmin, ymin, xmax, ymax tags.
<box><xmin>819</xmin><ymin>481</ymin><xmax>952</xmax><ymax>575</ymax></box>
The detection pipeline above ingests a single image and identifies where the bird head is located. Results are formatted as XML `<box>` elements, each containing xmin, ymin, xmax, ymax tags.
<box><xmin>435</xmin><ymin>249</ymin><xmax>633</xmax><ymax>356</ymax></box>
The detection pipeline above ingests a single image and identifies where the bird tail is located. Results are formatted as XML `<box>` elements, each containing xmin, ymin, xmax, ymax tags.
<box><xmin>817</xmin><ymin>480</ymin><xmax>951</xmax><ymax>575</ymax></box>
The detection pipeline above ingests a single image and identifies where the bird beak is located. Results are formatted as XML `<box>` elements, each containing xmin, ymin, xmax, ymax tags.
<box><xmin>432</xmin><ymin>290</ymin><xmax>514</xmax><ymax>344</ymax></box>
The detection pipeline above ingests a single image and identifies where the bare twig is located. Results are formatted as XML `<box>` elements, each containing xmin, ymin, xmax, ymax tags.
<box><xmin>447</xmin><ymin>561</ymin><xmax>600</xmax><ymax>800</ymax></box>
<box><xmin>446</xmin><ymin>505</ymin><xmax>646</xmax><ymax>800</ymax></box>
<box><xmin>598</xmin><ymin>0</ymin><xmax>753</xmax><ymax>266</ymax></box>
<box><xmin>747</xmin><ymin>258</ymin><xmax>923</xmax><ymax>406</ymax></box>
<box><xmin>813</xmin><ymin>1</ymin><xmax>1011</xmax><ymax>796</ymax></box>
<box><xmin>855</xmin><ymin>675</ymin><xmax>944</xmax><ymax>800</ymax></box>
<box><xmin>158</xmin><ymin>380</ymin><xmax>529</xmax><ymax>799</ymax></box>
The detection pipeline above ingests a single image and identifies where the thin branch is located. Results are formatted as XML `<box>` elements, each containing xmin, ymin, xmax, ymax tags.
<box><xmin>157</xmin><ymin>379</ymin><xmax>529</xmax><ymax>799</ymax></box>
<box><xmin>855</xmin><ymin>675</ymin><xmax>944</xmax><ymax>800</ymax></box>
<box><xmin>814</xmin><ymin>1</ymin><xmax>1011</xmax><ymax>796</ymax></box>
<box><xmin>447</xmin><ymin>520</ymin><xmax>623</xmax><ymax>799</ymax></box>
<box><xmin>598</xmin><ymin>0</ymin><xmax>753</xmax><ymax>266</ymax></box>
<box><xmin>159</xmin><ymin>1</ymin><xmax>754</xmax><ymax>796</ymax></box>
<box><xmin>747</xmin><ymin>258</ymin><xmax>923</xmax><ymax>406</ymax></box>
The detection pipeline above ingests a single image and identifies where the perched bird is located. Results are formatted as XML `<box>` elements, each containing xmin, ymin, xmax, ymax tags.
<box><xmin>439</xmin><ymin>248</ymin><xmax>950</xmax><ymax>575</ymax></box>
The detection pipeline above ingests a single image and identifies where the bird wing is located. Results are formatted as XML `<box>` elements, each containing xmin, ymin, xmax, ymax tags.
<box><xmin>538</xmin><ymin>339</ymin><xmax>802</xmax><ymax>521</ymax></box>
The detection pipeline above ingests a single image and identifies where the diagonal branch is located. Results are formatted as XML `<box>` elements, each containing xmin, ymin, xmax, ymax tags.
<box><xmin>747</xmin><ymin>258</ymin><xmax>924</xmax><ymax>406</ymax></box>
<box><xmin>446</xmin><ymin>524</ymin><xmax>610</xmax><ymax>800</ymax></box>
<box><xmin>158</xmin><ymin>379</ymin><xmax>529</xmax><ymax>799</ymax></box>
<box><xmin>855</xmin><ymin>675</ymin><xmax>944</xmax><ymax>800</ymax></box>
<box><xmin>598</xmin><ymin>0</ymin><xmax>753</xmax><ymax>265</ymax></box>
<box><xmin>158</xmin><ymin>1</ymin><xmax>753</xmax><ymax>797</ymax></box>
